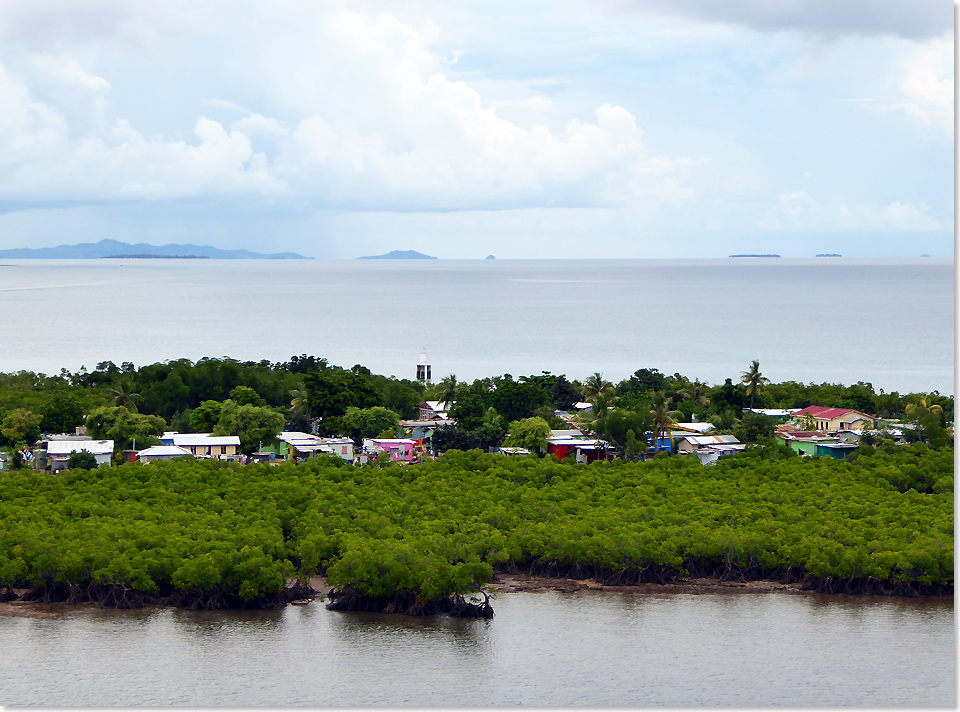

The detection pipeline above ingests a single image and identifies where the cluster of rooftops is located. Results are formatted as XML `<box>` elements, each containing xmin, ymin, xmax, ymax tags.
<box><xmin>9</xmin><ymin>403</ymin><xmax>887</xmax><ymax>473</ymax></box>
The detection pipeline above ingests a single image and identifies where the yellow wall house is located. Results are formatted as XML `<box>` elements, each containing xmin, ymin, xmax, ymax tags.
<box><xmin>792</xmin><ymin>406</ymin><xmax>874</xmax><ymax>433</ymax></box>
<box><xmin>170</xmin><ymin>434</ymin><xmax>241</xmax><ymax>459</ymax></box>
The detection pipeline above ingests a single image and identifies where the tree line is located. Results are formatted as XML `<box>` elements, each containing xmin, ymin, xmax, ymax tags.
<box><xmin>0</xmin><ymin>443</ymin><xmax>951</xmax><ymax>614</ymax></box>
<box><xmin>0</xmin><ymin>357</ymin><xmax>952</xmax><ymax>459</ymax></box>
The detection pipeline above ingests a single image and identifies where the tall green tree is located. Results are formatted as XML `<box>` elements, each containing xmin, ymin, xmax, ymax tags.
<box><xmin>40</xmin><ymin>391</ymin><xmax>86</xmax><ymax>435</ymax></box>
<box><xmin>740</xmin><ymin>360</ymin><xmax>771</xmax><ymax>409</ymax></box>
<box><xmin>581</xmin><ymin>372</ymin><xmax>614</xmax><ymax>402</ymax></box>
<box><xmin>213</xmin><ymin>400</ymin><xmax>285</xmax><ymax>454</ymax></box>
<box><xmin>650</xmin><ymin>394</ymin><xmax>679</xmax><ymax>449</ymax></box>
<box><xmin>437</xmin><ymin>375</ymin><xmax>460</xmax><ymax>410</ymax></box>
<box><xmin>84</xmin><ymin>406</ymin><xmax>166</xmax><ymax>451</ymax></box>
<box><xmin>106</xmin><ymin>378</ymin><xmax>142</xmax><ymax>412</ymax></box>
<box><xmin>341</xmin><ymin>406</ymin><xmax>401</xmax><ymax>441</ymax></box>
<box><xmin>680</xmin><ymin>379</ymin><xmax>711</xmax><ymax>408</ymax></box>
<box><xmin>503</xmin><ymin>416</ymin><xmax>551</xmax><ymax>452</ymax></box>
<box><xmin>229</xmin><ymin>385</ymin><xmax>267</xmax><ymax>407</ymax></box>
<box><xmin>190</xmin><ymin>400</ymin><xmax>224</xmax><ymax>432</ymax></box>
<box><xmin>1</xmin><ymin>409</ymin><xmax>43</xmax><ymax>445</ymax></box>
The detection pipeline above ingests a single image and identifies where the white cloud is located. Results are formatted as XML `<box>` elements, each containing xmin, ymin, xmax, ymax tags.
<box><xmin>0</xmin><ymin>5</ymin><xmax>693</xmax><ymax>211</ymax></box>
<box><xmin>761</xmin><ymin>191</ymin><xmax>948</xmax><ymax>232</ymax></box>
<box><xmin>885</xmin><ymin>35</ymin><xmax>953</xmax><ymax>133</ymax></box>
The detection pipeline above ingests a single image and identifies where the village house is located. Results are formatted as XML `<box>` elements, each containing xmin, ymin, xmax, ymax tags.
<box><xmin>775</xmin><ymin>430</ymin><xmax>837</xmax><ymax>456</ymax></box>
<box><xmin>44</xmin><ymin>439</ymin><xmax>115</xmax><ymax>473</ymax></box>
<box><xmin>546</xmin><ymin>433</ymin><xmax>612</xmax><ymax>463</ymax></box>
<box><xmin>775</xmin><ymin>430</ymin><xmax>859</xmax><ymax>459</ymax></box>
<box><xmin>791</xmin><ymin>406</ymin><xmax>874</xmax><ymax>433</ymax></box>
<box><xmin>160</xmin><ymin>433</ymin><xmax>241</xmax><ymax>459</ymax></box>
<box><xmin>362</xmin><ymin>438</ymin><xmax>417</xmax><ymax>463</ymax></box>
<box><xmin>417</xmin><ymin>400</ymin><xmax>451</xmax><ymax>421</ymax></box>
<box><xmin>277</xmin><ymin>432</ymin><xmax>334</xmax><ymax>461</ymax></box>
<box><xmin>676</xmin><ymin>434</ymin><xmax>744</xmax><ymax>455</ymax></box>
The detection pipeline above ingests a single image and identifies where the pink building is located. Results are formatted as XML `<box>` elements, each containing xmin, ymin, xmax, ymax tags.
<box><xmin>364</xmin><ymin>438</ymin><xmax>416</xmax><ymax>463</ymax></box>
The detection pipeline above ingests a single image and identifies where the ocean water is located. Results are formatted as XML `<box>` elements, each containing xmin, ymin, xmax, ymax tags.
<box><xmin>0</xmin><ymin>590</ymin><xmax>953</xmax><ymax>706</ymax></box>
<box><xmin>0</xmin><ymin>257</ymin><xmax>953</xmax><ymax>394</ymax></box>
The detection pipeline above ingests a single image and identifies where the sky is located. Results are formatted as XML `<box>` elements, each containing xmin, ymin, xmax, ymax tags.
<box><xmin>0</xmin><ymin>0</ymin><xmax>953</xmax><ymax>259</ymax></box>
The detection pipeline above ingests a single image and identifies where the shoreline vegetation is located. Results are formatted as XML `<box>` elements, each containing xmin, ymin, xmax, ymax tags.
<box><xmin>0</xmin><ymin>355</ymin><xmax>953</xmax><ymax>617</ymax></box>
<box><xmin>0</xmin><ymin>448</ymin><xmax>952</xmax><ymax>617</ymax></box>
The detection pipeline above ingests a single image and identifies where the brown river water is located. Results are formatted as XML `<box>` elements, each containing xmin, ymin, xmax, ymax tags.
<box><xmin>0</xmin><ymin>588</ymin><xmax>953</xmax><ymax>706</ymax></box>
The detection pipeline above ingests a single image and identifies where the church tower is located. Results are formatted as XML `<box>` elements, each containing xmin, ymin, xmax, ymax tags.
<box><xmin>416</xmin><ymin>349</ymin><xmax>432</xmax><ymax>383</ymax></box>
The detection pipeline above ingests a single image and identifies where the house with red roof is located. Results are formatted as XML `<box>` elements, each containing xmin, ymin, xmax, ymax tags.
<box><xmin>792</xmin><ymin>405</ymin><xmax>874</xmax><ymax>433</ymax></box>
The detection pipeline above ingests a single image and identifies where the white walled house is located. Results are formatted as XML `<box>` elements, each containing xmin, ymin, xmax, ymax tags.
<box><xmin>46</xmin><ymin>439</ymin><xmax>114</xmax><ymax>473</ymax></box>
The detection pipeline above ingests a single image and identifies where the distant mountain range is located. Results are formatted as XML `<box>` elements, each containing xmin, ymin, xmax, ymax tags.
<box><xmin>357</xmin><ymin>249</ymin><xmax>437</xmax><ymax>260</ymax></box>
<box><xmin>0</xmin><ymin>239</ymin><xmax>310</xmax><ymax>259</ymax></box>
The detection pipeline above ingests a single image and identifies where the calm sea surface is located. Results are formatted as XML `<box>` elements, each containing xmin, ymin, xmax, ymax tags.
<box><xmin>0</xmin><ymin>258</ymin><xmax>953</xmax><ymax>394</ymax></box>
<box><xmin>0</xmin><ymin>257</ymin><xmax>955</xmax><ymax>706</ymax></box>
<box><xmin>0</xmin><ymin>590</ymin><xmax>953</xmax><ymax>706</ymax></box>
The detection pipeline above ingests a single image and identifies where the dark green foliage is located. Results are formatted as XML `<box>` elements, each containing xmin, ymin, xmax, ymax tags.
<box><xmin>66</xmin><ymin>450</ymin><xmax>98</xmax><ymax>471</ymax></box>
<box><xmin>341</xmin><ymin>406</ymin><xmax>401</xmax><ymax>441</ymax></box>
<box><xmin>190</xmin><ymin>400</ymin><xmax>223</xmax><ymax>432</ymax></box>
<box><xmin>620</xmin><ymin>368</ymin><xmax>667</xmax><ymax>394</ymax></box>
<box><xmin>40</xmin><ymin>391</ymin><xmax>85</xmax><ymax>434</ymax></box>
<box><xmin>594</xmin><ymin>408</ymin><xmax>653</xmax><ymax>454</ymax></box>
<box><xmin>229</xmin><ymin>386</ymin><xmax>266</xmax><ymax>407</ymax></box>
<box><xmin>734</xmin><ymin>412</ymin><xmax>776</xmax><ymax>443</ymax></box>
<box><xmin>0</xmin><ymin>445</ymin><xmax>951</xmax><ymax>615</ymax></box>
<box><xmin>489</xmin><ymin>380</ymin><xmax>548</xmax><ymax>422</ymax></box>
<box><xmin>303</xmin><ymin>368</ymin><xmax>379</xmax><ymax>423</ymax></box>
<box><xmin>710</xmin><ymin>378</ymin><xmax>747</xmax><ymax>412</ymax></box>
<box><xmin>213</xmin><ymin>401</ymin><xmax>285</xmax><ymax>454</ymax></box>
<box><xmin>0</xmin><ymin>356</ymin><xmax>954</xmax><ymax>613</ymax></box>
<box><xmin>550</xmin><ymin>376</ymin><xmax>579</xmax><ymax>411</ymax></box>
<box><xmin>84</xmin><ymin>406</ymin><xmax>166</xmax><ymax>451</ymax></box>
<box><xmin>447</xmin><ymin>388</ymin><xmax>489</xmax><ymax>430</ymax></box>
<box><xmin>432</xmin><ymin>425</ymin><xmax>481</xmax><ymax>452</ymax></box>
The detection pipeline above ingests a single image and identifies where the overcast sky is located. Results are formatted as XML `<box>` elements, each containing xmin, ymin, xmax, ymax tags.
<box><xmin>0</xmin><ymin>0</ymin><xmax>953</xmax><ymax>258</ymax></box>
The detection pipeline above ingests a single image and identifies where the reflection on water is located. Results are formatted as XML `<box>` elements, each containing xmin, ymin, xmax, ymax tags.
<box><xmin>0</xmin><ymin>591</ymin><xmax>953</xmax><ymax>706</ymax></box>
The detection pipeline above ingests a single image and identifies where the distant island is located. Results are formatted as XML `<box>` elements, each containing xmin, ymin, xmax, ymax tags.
<box><xmin>486</xmin><ymin>255</ymin><xmax>496</xmax><ymax>260</ymax></box>
<box><xmin>729</xmin><ymin>254</ymin><xmax>781</xmax><ymax>258</ymax></box>
<box><xmin>104</xmin><ymin>254</ymin><xmax>209</xmax><ymax>260</ymax></box>
<box><xmin>816</xmin><ymin>254</ymin><xmax>842</xmax><ymax>258</ymax></box>
<box><xmin>357</xmin><ymin>250</ymin><xmax>437</xmax><ymax>260</ymax></box>
<box><xmin>0</xmin><ymin>239</ymin><xmax>310</xmax><ymax>260</ymax></box>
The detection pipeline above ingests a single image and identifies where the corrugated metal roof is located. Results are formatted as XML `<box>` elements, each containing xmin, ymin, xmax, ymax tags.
<box><xmin>684</xmin><ymin>435</ymin><xmax>741</xmax><ymax>446</ymax></box>
<box><xmin>796</xmin><ymin>406</ymin><xmax>872</xmax><ymax>420</ymax></box>
<box><xmin>172</xmin><ymin>434</ymin><xmax>241</xmax><ymax>447</ymax></box>
<box><xmin>279</xmin><ymin>432</ymin><xmax>321</xmax><ymax>445</ymax></box>
<box><xmin>137</xmin><ymin>445</ymin><xmax>191</xmax><ymax>457</ymax></box>
<box><xmin>47</xmin><ymin>440</ymin><xmax>114</xmax><ymax>455</ymax></box>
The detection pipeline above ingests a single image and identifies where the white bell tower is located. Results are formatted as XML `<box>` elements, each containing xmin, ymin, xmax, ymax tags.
<box><xmin>416</xmin><ymin>348</ymin><xmax>432</xmax><ymax>383</ymax></box>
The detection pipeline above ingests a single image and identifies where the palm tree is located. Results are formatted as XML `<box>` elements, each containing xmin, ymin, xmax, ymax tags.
<box><xmin>437</xmin><ymin>375</ymin><xmax>460</xmax><ymax>410</ymax></box>
<box><xmin>289</xmin><ymin>386</ymin><xmax>310</xmax><ymax>417</ymax></box>
<box><xmin>905</xmin><ymin>396</ymin><xmax>943</xmax><ymax>441</ymax></box>
<box><xmin>107</xmin><ymin>378</ymin><xmax>141</xmax><ymax>412</ymax></box>
<box><xmin>581</xmin><ymin>372</ymin><xmax>614</xmax><ymax>402</ymax></box>
<box><xmin>740</xmin><ymin>359</ymin><xmax>771</xmax><ymax>409</ymax></box>
<box><xmin>650</xmin><ymin>393</ymin><xmax>679</xmax><ymax>452</ymax></box>
<box><xmin>577</xmin><ymin>391</ymin><xmax>616</xmax><ymax>435</ymax></box>
<box><xmin>680</xmin><ymin>379</ymin><xmax>710</xmax><ymax>408</ymax></box>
